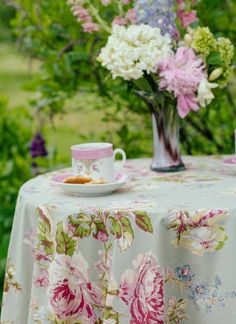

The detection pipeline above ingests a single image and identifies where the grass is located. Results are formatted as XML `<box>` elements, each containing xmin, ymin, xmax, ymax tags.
<box><xmin>0</xmin><ymin>42</ymin><xmax>116</xmax><ymax>165</ymax></box>
<box><xmin>0</xmin><ymin>43</ymin><xmax>39</xmax><ymax>106</ymax></box>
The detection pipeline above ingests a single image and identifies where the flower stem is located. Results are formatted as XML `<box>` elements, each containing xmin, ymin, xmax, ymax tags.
<box><xmin>116</xmin><ymin>0</ymin><xmax>124</xmax><ymax>16</ymax></box>
<box><xmin>86</xmin><ymin>1</ymin><xmax>112</xmax><ymax>33</ymax></box>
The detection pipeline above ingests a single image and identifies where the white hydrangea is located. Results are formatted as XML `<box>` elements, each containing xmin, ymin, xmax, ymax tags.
<box><xmin>98</xmin><ymin>24</ymin><xmax>172</xmax><ymax>80</ymax></box>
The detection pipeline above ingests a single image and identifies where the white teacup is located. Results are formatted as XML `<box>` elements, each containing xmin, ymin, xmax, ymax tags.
<box><xmin>71</xmin><ymin>143</ymin><xmax>126</xmax><ymax>182</ymax></box>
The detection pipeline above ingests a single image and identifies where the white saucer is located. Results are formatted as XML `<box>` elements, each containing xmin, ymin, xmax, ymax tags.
<box><xmin>50</xmin><ymin>173</ymin><xmax>129</xmax><ymax>196</ymax></box>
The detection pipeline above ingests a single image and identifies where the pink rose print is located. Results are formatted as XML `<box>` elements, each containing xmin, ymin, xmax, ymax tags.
<box><xmin>49</xmin><ymin>252</ymin><xmax>102</xmax><ymax>322</ymax></box>
<box><xmin>119</xmin><ymin>252</ymin><xmax>164</xmax><ymax>324</ymax></box>
<box><xmin>167</xmin><ymin>209</ymin><xmax>229</xmax><ymax>256</ymax></box>
<box><xmin>34</xmin><ymin>268</ymin><xmax>50</xmax><ymax>288</ymax></box>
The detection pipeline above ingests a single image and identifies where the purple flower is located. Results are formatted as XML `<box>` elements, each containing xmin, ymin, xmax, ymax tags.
<box><xmin>134</xmin><ymin>0</ymin><xmax>178</xmax><ymax>38</ymax></box>
<box><xmin>30</xmin><ymin>132</ymin><xmax>48</xmax><ymax>158</ymax></box>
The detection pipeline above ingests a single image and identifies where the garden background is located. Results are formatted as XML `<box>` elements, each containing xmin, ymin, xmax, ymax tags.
<box><xmin>0</xmin><ymin>0</ymin><xmax>236</xmax><ymax>308</ymax></box>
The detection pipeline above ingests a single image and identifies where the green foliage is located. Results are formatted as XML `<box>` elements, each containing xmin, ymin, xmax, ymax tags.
<box><xmin>7</xmin><ymin>0</ymin><xmax>236</xmax><ymax>157</ymax></box>
<box><xmin>56</xmin><ymin>222</ymin><xmax>77</xmax><ymax>256</ymax></box>
<box><xmin>0</xmin><ymin>2</ymin><xmax>15</xmax><ymax>41</ymax></box>
<box><xmin>0</xmin><ymin>97</ymin><xmax>32</xmax><ymax>301</ymax></box>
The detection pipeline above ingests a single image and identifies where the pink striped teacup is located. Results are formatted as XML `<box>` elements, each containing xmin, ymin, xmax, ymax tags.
<box><xmin>71</xmin><ymin>143</ymin><xmax>126</xmax><ymax>182</ymax></box>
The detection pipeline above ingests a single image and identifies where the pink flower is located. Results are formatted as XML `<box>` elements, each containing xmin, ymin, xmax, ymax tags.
<box><xmin>177</xmin><ymin>10</ymin><xmax>198</xmax><ymax>28</ymax></box>
<box><xmin>82</xmin><ymin>22</ymin><xmax>100</xmax><ymax>33</ymax></box>
<box><xmin>112</xmin><ymin>16</ymin><xmax>127</xmax><ymax>26</ymax></box>
<box><xmin>49</xmin><ymin>253</ymin><xmax>102</xmax><ymax>321</ymax></box>
<box><xmin>94</xmin><ymin>229</ymin><xmax>109</xmax><ymax>242</ymax></box>
<box><xmin>101</xmin><ymin>0</ymin><xmax>111</xmax><ymax>5</ymax></box>
<box><xmin>158</xmin><ymin>47</ymin><xmax>205</xmax><ymax>118</ymax></box>
<box><xmin>72</xmin><ymin>6</ymin><xmax>92</xmax><ymax>23</ymax></box>
<box><xmin>34</xmin><ymin>268</ymin><xmax>50</xmax><ymax>288</ymax></box>
<box><xmin>126</xmin><ymin>9</ymin><xmax>137</xmax><ymax>24</ymax></box>
<box><xmin>95</xmin><ymin>249</ymin><xmax>112</xmax><ymax>273</ymax></box>
<box><xmin>119</xmin><ymin>252</ymin><xmax>164</xmax><ymax>323</ymax></box>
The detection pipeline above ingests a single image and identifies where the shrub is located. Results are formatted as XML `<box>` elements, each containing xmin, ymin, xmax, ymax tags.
<box><xmin>0</xmin><ymin>97</ymin><xmax>32</xmax><ymax>301</ymax></box>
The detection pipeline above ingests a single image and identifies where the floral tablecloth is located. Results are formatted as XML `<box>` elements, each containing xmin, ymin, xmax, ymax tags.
<box><xmin>1</xmin><ymin>156</ymin><xmax>236</xmax><ymax>324</ymax></box>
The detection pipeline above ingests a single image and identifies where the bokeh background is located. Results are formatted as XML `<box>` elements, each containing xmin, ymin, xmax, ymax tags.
<box><xmin>0</xmin><ymin>0</ymin><xmax>236</xmax><ymax>307</ymax></box>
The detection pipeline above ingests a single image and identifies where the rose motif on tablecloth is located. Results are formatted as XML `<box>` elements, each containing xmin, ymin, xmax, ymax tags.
<box><xmin>167</xmin><ymin>209</ymin><xmax>229</xmax><ymax>256</ymax></box>
<box><xmin>49</xmin><ymin>252</ymin><xmax>102</xmax><ymax>322</ymax></box>
<box><xmin>165</xmin><ymin>297</ymin><xmax>189</xmax><ymax>323</ymax></box>
<box><xmin>33</xmin><ymin>268</ymin><xmax>50</xmax><ymax>288</ymax></box>
<box><xmin>119</xmin><ymin>251</ymin><xmax>164</xmax><ymax>324</ymax></box>
<box><xmin>3</xmin><ymin>259</ymin><xmax>23</xmax><ymax>293</ymax></box>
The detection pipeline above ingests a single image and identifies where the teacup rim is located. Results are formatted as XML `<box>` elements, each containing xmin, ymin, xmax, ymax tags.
<box><xmin>71</xmin><ymin>142</ymin><xmax>113</xmax><ymax>151</ymax></box>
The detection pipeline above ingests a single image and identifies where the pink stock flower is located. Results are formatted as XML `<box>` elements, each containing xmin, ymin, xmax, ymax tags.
<box><xmin>176</xmin><ymin>0</ymin><xmax>198</xmax><ymax>28</ymax></box>
<box><xmin>126</xmin><ymin>9</ymin><xmax>137</xmax><ymax>24</ymax></box>
<box><xmin>101</xmin><ymin>0</ymin><xmax>111</xmax><ymax>5</ymax></box>
<box><xmin>73</xmin><ymin>6</ymin><xmax>92</xmax><ymax>23</ymax></box>
<box><xmin>158</xmin><ymin>47</ymin><xmax>205</xmax><ymax>118</ymax></box>
<box><xmin>112</xmin><ymin>16</ymin><xmax>127</xmax><ymax>26</ymax></box>
<box><xmin>119</xmin><ymin>252</ymin><xmax>164</xmax><ymax>323</ymax></box>
<box><xmin>176</xmin><ymin>0</ymin><xmax>184</xmax><ymax>9</ymax></box>
<box><xmin>82</xmin><ymin>22</ymin><xmax>100</xmax><ymax>33</ymax></box>
<box><xmin>177</xmin><ymin>10</ymin><xmax>198</xmax><ymax>28</ymax></box>
<box><xmin>70</xmin><ymin>4</ymin><xmax>100</xmax><ymax>33</ymax></box>
<box><xmin>49</xmin><ymin>253</ymin><xmax>102</xmax><ymax>321</ymax></box>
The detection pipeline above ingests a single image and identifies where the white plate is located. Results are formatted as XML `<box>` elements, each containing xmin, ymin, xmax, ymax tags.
<box><xmin>50</xmin><ymin>173</ymin><xmax>129</xmax><ymax>196</ymax></box>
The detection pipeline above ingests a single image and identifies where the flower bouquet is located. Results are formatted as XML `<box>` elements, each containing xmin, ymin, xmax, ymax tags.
<box><xmin>68</xmin><ymin>0</ymin><xmax>234</xmax><ymax>172</ymax></box>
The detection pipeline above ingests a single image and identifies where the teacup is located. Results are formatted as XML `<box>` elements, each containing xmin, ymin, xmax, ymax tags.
<box><xmin>71</xmin><ymin>143</ymin><xmax>126</xmax><ymax>182</ymax></box>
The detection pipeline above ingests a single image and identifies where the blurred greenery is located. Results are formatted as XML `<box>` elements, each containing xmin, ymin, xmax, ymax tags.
<box><xmin>8</xmin><ymin>0</ymin><xmax>236</xmax><ymax>155</ymax></box>
<box><xmin>0</xmin><ymin>2</ymin><xmax>15</xmax><ymax>41</ymax></box>
<box><xmin>0</xmin><ymin>97</ymin><xmax>32</xmax><ymax>299</ymax></box>
<box><xmin>0</xmin><ymin>0</ymin><xmax>236</xmax><ymax>310</ymax></box>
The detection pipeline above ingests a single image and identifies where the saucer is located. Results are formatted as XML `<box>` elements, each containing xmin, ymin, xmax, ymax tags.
<box><xmin>50</xmin><ymin>173</ymin><xmax>129</xmax><ymax>196</ymax></box>
<box><xmin>222</xmin><ymin>156</ymin><xmax>236</xmax><ymax>167</ymax></box>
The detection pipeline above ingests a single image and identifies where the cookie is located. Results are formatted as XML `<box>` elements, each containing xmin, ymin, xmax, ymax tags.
<box><xmin>63</xmin><ymin>176</ymin><xmax>92</xmax><ymax>184</ymax></box>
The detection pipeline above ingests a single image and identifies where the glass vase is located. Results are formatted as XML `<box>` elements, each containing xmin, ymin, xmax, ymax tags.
<box><xmin>151</xmin><ymin>105</ymin><xmax>185</xmax><ymax>172</ymax></box>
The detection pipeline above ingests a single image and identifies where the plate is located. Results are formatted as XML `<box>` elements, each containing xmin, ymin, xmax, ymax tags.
<box><xmin>222</xmin><ymin>156</ymin><xmax>236</xmax><ymax>167</ymax></box>
<box><xmin>50</xmin><ymin>173</ymin><xmax>130</xmax><ymax>196</ymax></box>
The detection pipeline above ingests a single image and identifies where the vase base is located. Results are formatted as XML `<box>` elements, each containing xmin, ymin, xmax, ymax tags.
<box><xmin>151</xmin><ymin>162</ymin><xmax>185</xmax><ymax>173</ymax></box>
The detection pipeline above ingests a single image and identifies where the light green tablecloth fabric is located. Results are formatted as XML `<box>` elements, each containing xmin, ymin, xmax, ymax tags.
<box><xmin>1</xmin><ymin>156</ymin><xmax>236</xmax><ymax>324</ymax></box>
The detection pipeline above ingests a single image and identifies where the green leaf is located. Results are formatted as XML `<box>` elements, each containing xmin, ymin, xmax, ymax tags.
<box><xmin>134</xmin><ymin>211</ymin><xmax>153</xmax><ymax>233</ymax></box>
<box><xmin>75</xmin><ymin>223</ymin><xmax>91</xmax><ymax>239</ymax></box>
<box><xmin>68</xmin><ymin>214</ymin><xmax>92</xmax><ymax>239</ymax></box>
<box><xmin>109</xmin><ymin>217</ymin><xmax>122</xmax><ymax>239</ymax></box>
<box><xmin>133</xmin><ymin>77</ymin><xmax>153</xmax><ymax>92</ymax></box>
<box><xmin>206</xmin><ymin>52</ymin><xmax>223</xmax><ymax>66</ymax></box>
<box><xmin>56</xmin><ymin>221</ymin><xmax>77</xmax><ymax>256</ymax></box>
<box><xmin>215</xmin><ymin>241</ymin><xmax>225</xmax><ymax>251</ymax></box>
<box><xmin>118</xmin><ymin>217</ymin><xmax>134</xmax><ymax>251</ymax></box>
<box><xmin>92</xmin><ymin>220</ymin><xmax>108</xmax><ymax>239</ymax></box>
<box><xmin>102</xmin><ymin>307</ymin><xmax>119</xmax><ymax>322</ymax></box>
<box><xmin>37</xmin><ymin>209</ymin><xmax>54</xmax><ymax>255</ymax></box>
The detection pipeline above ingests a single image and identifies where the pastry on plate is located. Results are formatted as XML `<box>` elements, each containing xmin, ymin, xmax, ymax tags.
<box><xmin>63</xmin><ymin>176</ymin><xmax>92</xmax><ymax>184</ymax></box>
<box><xmin>87</xmin><ymin>178</ymin><xmax>108</xmax><ymax>184</ymax></box>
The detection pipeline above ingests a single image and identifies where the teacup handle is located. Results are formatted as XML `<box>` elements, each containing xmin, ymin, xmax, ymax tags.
<box><xmin>113</xmin><ymin>148</ymin><xmax>126</xmax><ymax>170</ymax></box>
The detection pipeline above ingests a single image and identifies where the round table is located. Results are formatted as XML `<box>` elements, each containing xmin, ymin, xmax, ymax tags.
<box><xmin>1</xmin><ymin>156</ymin><xmax>236</xmax><ymax>324</ymax></box>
